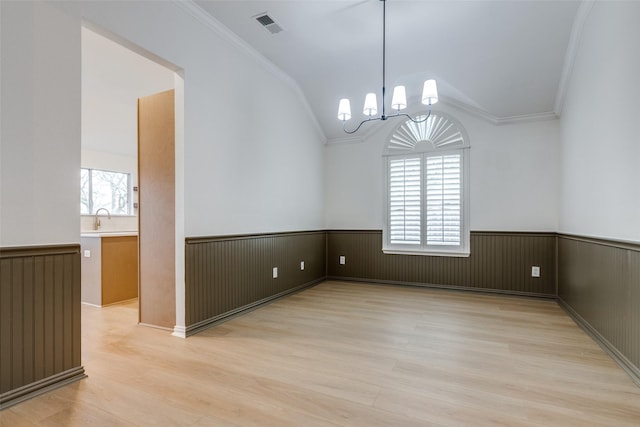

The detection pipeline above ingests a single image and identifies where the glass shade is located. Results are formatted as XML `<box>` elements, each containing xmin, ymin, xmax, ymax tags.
<box><xmin>338</xmin><ymin>98</ymin><xmax>352</xmax><ymax>121</ymax></box>
<box><xmin>421</xmin><ymin>79</ymin><xmax>439</xmax><ymax>105</ymax></box>
<box><xmin>363</xmin><ymin>93</ymin><xmax>378</xmax><ymax>117</ymax></box>
<box><xmin>391</xmin><ymin>86</ymin><xmax>407</xmax><ymax>111</ymax></box>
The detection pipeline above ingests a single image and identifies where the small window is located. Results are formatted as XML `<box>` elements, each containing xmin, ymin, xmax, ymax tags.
<box><xmin>384</xmin><ymin>113</ymin><xmax>470</xmax><ymax>256</ymax></box>
<box><xmin>81</xmin><ymin>168</ymin><xmax>132</xmax><ymax>215</ymax></box>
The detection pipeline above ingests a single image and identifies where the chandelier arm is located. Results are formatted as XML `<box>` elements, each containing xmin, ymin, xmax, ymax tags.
<box><xmin>405</xmin><ymin>109</ymin><xmax>432</xmax><ymax>123</ymax></box>
<box><xmin>343</xmin><ymin>108</ymin><xmax>432</xmax><ymax>135</ymax></box>
<box><xmin>342</xmin><ymin>117</ymin><xmax>382</xmax><ymax>134</ymax></box>
<box><xmin>382</xmin><ymin>108</ymin><xmax>433</xmax><ymax>124</ymax></box>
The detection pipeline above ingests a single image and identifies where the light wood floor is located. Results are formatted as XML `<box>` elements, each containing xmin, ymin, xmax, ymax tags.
<box><xmin>3</xmin><ymin>281</ymin><xmax>640</xmax><ymax>426</ymax></box>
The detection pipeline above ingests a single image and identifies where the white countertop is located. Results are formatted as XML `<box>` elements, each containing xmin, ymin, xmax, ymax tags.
<box><xmin>81</xmin><ymin>231</ymin><xmax>138</xmax><ymax>238</ymax></box>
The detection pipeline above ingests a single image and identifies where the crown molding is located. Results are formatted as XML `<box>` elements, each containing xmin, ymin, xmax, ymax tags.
<box><xmin>171</xmin><ymin>0</ymin><xmax>327</xmax><ymax>143</ymax></box>
<box><xmin>554</xmin><ymin>0</ymin><xmax>595</xmax><ymax>116</ymax></box>
<box><xmin>442</xmin><ymin>96</ymin><xmax>558</xmax><ymax>125</ymax></box>
<box><xmin>326</xmin><ymin>135</ymin><xmax>365</xmax><ymax>145</ymax></box>
<box><xmin>491</xmin><ymin>111</ymin><xmax>559</xmax><ymax>125</ymax></box>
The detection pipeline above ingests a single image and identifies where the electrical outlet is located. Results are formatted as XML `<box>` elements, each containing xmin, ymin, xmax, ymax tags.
<box><xmin>531</xmin><ymin>266</ymin><xmax>540</xmax><ymax>278</ymax></box>
<box><xmin>300</xmin><ymin>261</ymin><xmax>305</xmax><ymax>271</ymax></box>
<box><xmin>339</xmin><ymin>256</ymin><xmax>346</xmax><ymax>265</ymax></box>
<box><xmin>272</xmin><ymin>267</ymin><xmax>278</xmax><ymax>279</ymax></box>
<box><xmin>83</xmin><ymin>250</ymin><xmax>91</xmax><ymax>258</ymax></box>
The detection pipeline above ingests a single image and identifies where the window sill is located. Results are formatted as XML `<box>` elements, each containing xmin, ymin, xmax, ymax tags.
<box><xmin>382</xmin><ymin>247</ymin><xmax>470</xmax><ymax>258</ymax></box>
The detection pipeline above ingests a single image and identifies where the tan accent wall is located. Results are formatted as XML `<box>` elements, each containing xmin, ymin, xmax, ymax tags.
<box><xmin>185</xmin><ymin>231</ymin><xmax>327</xmax><ymax>335</ymax></box>
<box><xmin>558</xmin><ymin>235</ymin><xmax>640</xmax><ymax>384</ymax></box>
<box><xmin>327</xmin><ymin>230</ymin><xmax>557</xmax><ymax>297</ymax></box>
<box><xmin>0</xmin><ymin>245</ymin><xmax>86</xmax><ymax>409</ymax></box>
<box><xmin>138</xmin><ymin>89</ymin><xmax>175</xmax><ymax>329</ymax></box>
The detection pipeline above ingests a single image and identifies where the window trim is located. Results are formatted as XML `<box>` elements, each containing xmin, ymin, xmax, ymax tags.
<box><xmin>382</xmin><ymin>112</ymin><xmax>470</xmax><ymax>257</ymax></box>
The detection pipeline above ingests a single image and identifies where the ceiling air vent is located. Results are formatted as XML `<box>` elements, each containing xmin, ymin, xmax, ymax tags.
<box><xmin>254</xmin><ymin>13</ymin><xmax>284</xmax><ymax>34</ymax></box>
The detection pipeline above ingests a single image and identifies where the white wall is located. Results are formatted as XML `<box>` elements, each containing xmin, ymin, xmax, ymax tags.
<box><xmin>184</xmin><ymin>56</ymin><xmax>325</xmax><ymax>235</ymax></box>
<box><xmin>1</xmin><ymin>2</ymin><xmax>80</xmax><ymax>246</ymax></box>
<box><xmin>325</xmin><ymin>103</ymin><xmax>560</xmax><ymax>231</ymax></box>
<box><xmin>559</xmin><ymin>1</ymin><xmax>640</xmax><ymax>243</ymax></box>
<box><xmin>1</xmin><ymin>0</ymin><xmax>325</xmax><ymax>247</ymax></box>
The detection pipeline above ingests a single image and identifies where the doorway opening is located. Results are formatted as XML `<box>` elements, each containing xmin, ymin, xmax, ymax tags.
<box><xmin>79</xmin><ymin>24</ymin><xmax>184</xmax><ymax>332</ymax></box>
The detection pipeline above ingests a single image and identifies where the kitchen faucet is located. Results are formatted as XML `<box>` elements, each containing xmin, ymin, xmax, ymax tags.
<box><xmin>94</xmin><ymin>208</ymin><xmax>111</xmax><ymax>230</ymax></box>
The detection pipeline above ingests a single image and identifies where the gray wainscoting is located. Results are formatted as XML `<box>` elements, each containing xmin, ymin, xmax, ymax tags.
<box><xmin>327</xmin><ymin>230</ymin><xmax>557</xmax><ymax>297</ymax></box>
<box><xmin>0</xmin><ymin>245</ymin><xmax>86</xmax><ymax>410</ymax></box>
<box><xmin>184</xmin><ymin>231</ymin><xmax>327</xmax><ymax>335</ymax></box>
<box><xmin>558</xmin><ymin>235</ymin><xmax>640</xmax><ymax>385</ymax></box>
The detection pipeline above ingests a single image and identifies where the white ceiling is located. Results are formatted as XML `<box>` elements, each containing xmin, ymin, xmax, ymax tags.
<box><xmin>195</xmin><ymin>0</ymin><xmax>582</xmax><ymax>141</ymax></box>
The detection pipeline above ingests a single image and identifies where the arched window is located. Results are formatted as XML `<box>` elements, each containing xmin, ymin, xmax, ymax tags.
<box><xmin>383</xmin><ymin>112</ymin><xmax>470</xmax><ymax>256</ymax></box>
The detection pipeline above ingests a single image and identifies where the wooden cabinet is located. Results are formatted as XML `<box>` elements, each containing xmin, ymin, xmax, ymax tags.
<box><xmin>101</xmin><ymin>236</ymin><xmax>138</xmax><ymax>305</ymax></box>
<box><xmin>81</xmin><ymin>234</ymin><xmax>138</xmax><ymax>306</ymax></box>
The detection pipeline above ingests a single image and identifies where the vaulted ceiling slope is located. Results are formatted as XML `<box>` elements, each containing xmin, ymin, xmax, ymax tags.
<box><xmin>194</xmin><ymin>0</ymin><xmax>583</xmax><ymax>142</ymax></box>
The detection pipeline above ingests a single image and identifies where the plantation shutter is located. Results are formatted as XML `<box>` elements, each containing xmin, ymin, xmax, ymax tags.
<box><xmin>384</xmin><ymin>113</ymin><xmax>469</xmax><ymax>256</ymax></box>
<box><xmin>389</xmin><ymin>157</ymin><xmax>421</xmax><ymax>245</ymax></box>
<box><xmin>425</xmin><ymin>154</ymin><xmax>461</xmax><ymax>245</ymax></box>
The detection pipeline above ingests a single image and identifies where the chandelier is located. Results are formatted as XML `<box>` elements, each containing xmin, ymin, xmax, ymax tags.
<box><xmin>337</xmin><ymin>0</ymin><xmax>438</xmax><ymax>134</ymax></box>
